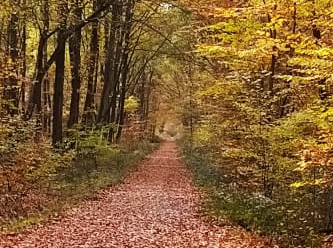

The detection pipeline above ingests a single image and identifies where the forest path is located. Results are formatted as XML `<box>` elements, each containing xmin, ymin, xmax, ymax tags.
<box><xmin>0</xmin><ymin>142</ymin><xmax>272</xmax><ymax>248</ymax></box>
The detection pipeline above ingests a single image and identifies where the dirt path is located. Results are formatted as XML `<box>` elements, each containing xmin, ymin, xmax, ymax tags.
<box><xmin>0</xmin><ymin>142</ymin><xmax>272</xmax><ymax>248</ymax></box>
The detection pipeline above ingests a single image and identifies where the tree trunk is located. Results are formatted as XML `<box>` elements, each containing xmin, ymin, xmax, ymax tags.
<box><xmin>25</xmin><ymin>0</ymin><xmax>49</xmax><ymax>121</ymax></box>
<box><xmin>42</xmin><ymin>0</ymin><xmax>51</xmax><ymax>133</ymax></box>
<box><xmin>279</xmin><ymin>2</ymin><xmax>296</xmax><ymax>118</ymax></box>
<box><xmin>52</xmin><ymin>2</ymin><xmax>67</xmax><ymax>145</ymax></box>
<box><xmin>52</xmin><ymin>31</ymin><xmax>66</xmax><ymax>145</ymax></box>
<box><xmin>4</xmin><ymin>7</ymin><xmax>20</xmax><ymax>116</ymax></box>
<box><xmin>116</xmin><ymin>0</ymin><xmax>134</xmax><ymax>142</ymax></box>
<box><xmin>24</xmin><ymin>0</ymin><xmax>113</xmax><ymax>120</ymax></box>
<box><xmin>68</xmin><ymin>0</ymin><xmax>82</xmax><ymax>128</ymax></box>
<box><xmin>83</xmin><ymin>0</ymin><xmax>100</xmax><ymax>124</ymax></box>
<box><xmin>98</xmin><ymin>0</ymin><xmax>122</xmax><ymax>123</ymax></box>
<box><xmin>21</xmin><ymin>28</ymin><xmax>26</xmax><ymax>106</ymax></box>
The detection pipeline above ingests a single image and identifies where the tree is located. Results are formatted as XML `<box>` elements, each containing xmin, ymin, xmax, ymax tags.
<box><xmin>83</xmin><ymin>0</ymin><xmax>101</xmax><ymax>124</ymax></box>
<box><xmin>178</xmin><ymin>0</ymin><xmax>333</xmax><ymax>245</ymax></box>
<box><xmin>52</xmin><ymin>1</ymin><xmax>68</xmax><ymax>145</ymax></box>
<box><xmin>68</xmin><ymin>0</ymin><xmax>83</xmax><ymax>128</ymax></box>
<box><xmin>4</xmin><ymin>0</ymin><xmax>20</xmax><ymax>115</ymax></box>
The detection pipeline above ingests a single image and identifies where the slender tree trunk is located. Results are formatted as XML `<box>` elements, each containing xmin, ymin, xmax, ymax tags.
<box><xmin>25</xmin><ymin>0</ymin><xmax>49</xmax><ymax>121</ymax></box>
<box><xmin>42</xmin><ymin>78</ymin><xmax>52</xmax><ymax>132</ymax></box>
<box><xmin>268</xmin><ymin>28</ymin><xmax>277</xmax><ymax>96</ymax></box>
<box><xmin>68</xmin><ymin>0</ymin><xmax>82</xmax><ymax>128</ymax></box>
<box><xmin>4</xmin><ymin>5</ymin><xmax>20</xmax><ymax>116</ymax></box>
<box><xmin>42</xmin><ymin>0</ymin><xmax>52</xmax><ymax>133</ymax></box>
<box><xmin>138</xmin><ymin>71</ymin><xmax>145</xmax><ymax>120</ymax></box>
<box><xmin>21</xmin><ymin>18</ymin><xmax>27</xmax><ymax>106</ymax></box>
<box><xmin>24</xmin><ymin>0</ymin><xmax>113</xmax><ymax>120</ymax></box>
<box><xmin>279</xmin><ymin>2</ymin><xmax>297</xmax><ymax>118</ymax></box>
<box><xmin>83</xmin><ymin>0</ymin><xmax>100</xmax><ymax>124</ymax></box>
<box><xmin>116</xmin><ymin>71</ymin><xmax>127</xmax><ymax>142</ymax></box>
<box><xmin>21</xmin><ymin>0</ymin><xmax>27</xmax><ymax>107</ymax></box>
<box><xmin>52</xmin><ymin>31</ymin><xmax>66</xmax><ymax>145</ymax></box>
<box><xmin>52</xmin><ymin>2</ymin><xmax>67</xmax><ymax>145</ymax></box>
<box><xmin>144</xmin><ymin>71</ymin><xmax>153</xmax><ymax>133</ymax></box>
<box><xmin>98</xmin><ymin>0</ymin><xmax>122</xmax><ymax>123</ymax></box>
<box><xmin>116</xmin><ymin>0</ymin><xmax>134</xmax><ymax>142</ymax></box>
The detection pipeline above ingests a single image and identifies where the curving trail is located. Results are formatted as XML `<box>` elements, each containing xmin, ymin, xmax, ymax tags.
<box><xmin>0</xmin><ymin>142</ymin><xmax>273</xmax><ymax>248</ymax></box>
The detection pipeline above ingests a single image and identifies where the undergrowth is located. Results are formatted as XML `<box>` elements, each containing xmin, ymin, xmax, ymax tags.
<box><xmin>0</xmin><ymin>124</ymin><xmax>158</xmax><ymax>233</ymax></box>
<box><xmin>180</xmin><ymin>141</ymin><xmax>322</xmax><ymax>248</ymax></box>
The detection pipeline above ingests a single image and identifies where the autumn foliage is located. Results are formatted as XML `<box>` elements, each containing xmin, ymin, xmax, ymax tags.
<box><xmin>179</xmin><ymin>0</ymin><xmax>333</xmax><ymax>247</ymax></box>
<box><xmin>2</xmin><ymin>0</ymin><xmax>333</xmax><ymax>247</ymax></box>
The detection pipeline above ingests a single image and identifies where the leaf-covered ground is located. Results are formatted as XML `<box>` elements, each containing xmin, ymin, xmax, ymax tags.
<box><xmin>0</xmin><ymin>142</ymin><xmax>274</xmax><ymax>248</ymax></box>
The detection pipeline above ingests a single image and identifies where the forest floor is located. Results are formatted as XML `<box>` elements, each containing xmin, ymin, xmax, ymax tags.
<box><xmin>0</xmin><ymin>142</ymin><xmax>274</xmax><ymax>248</ymax></box>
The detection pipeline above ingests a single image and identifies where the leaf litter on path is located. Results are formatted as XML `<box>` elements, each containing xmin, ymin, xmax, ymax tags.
<box><xmin>0</xmin><ymin>142</ymin><xmax>275</xmax><ymax>248</ymax></box>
